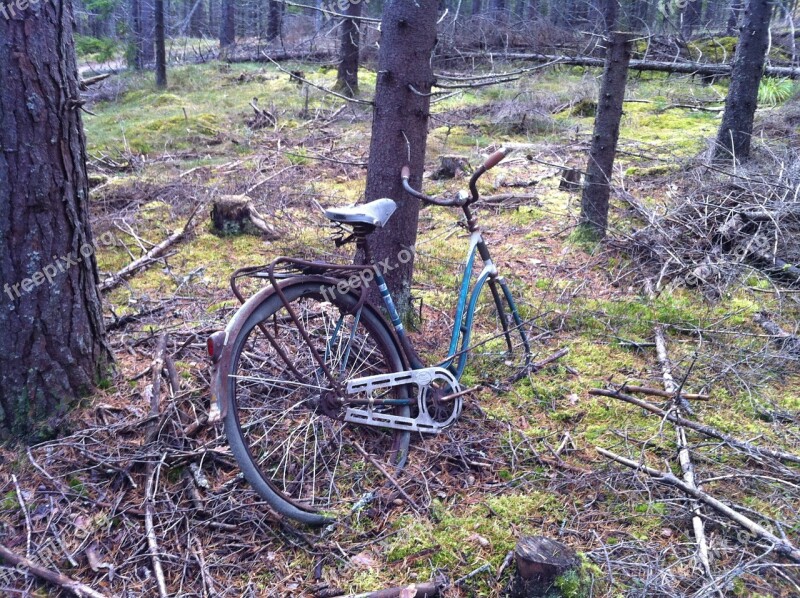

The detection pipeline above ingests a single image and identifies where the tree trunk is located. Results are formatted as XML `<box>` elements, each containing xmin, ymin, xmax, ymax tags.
<box><xmin>129</xmin><ymin>0</ymin><xmax>144</xmax><ymax>69</ymax></box>
<box><xmin>189</xmin><ymin>0</ymin><xmax>206</xmax><ymax>36</ymax></box>
<box><xmin>155</xmin><ymin>0</ymin><xmax>168</xmax><ymax>88</ymax></box>
<box><xmin>220</xmin><ymin>0</ymin><xmax>235</xmax><ymax>47</ymax></box>
<box><xmin>363</xmin><ymin>0</ymin><xmax>439</xmax><ymax>318</ymax></box>
<box><xmin>335</xmin><ymin>0</ymin><xmax>362</xmax><ymax>97</ymax></box>
<box><xmin>714</xmin><ymin>0</ymin><xmax>774</xmax><ymax>161</ymax></box>
<box><xmin>727</xmin><ymin>0</ymin><xmax>744</xmax><ymax>34</ymax></box>
<box><xmin>267</xmin><ymin>0</ymin><xmax>283</xmax><ymax>41</ymax></box>
<box><xmin>580</xmin><ymin>31</ymin><xmax>633</xmax><ymax>237</ymax></box>
<box><xmin>0</xmin><ymin>2</ymin><xmax>109</xmax><ymax>440</ymax></box>
<box><xmin>681</xmin><ymin>0</ymin><xmax>702</xmax><ymax>38</ymax></box>
<box><xmin>141</xmin><ymin>0</ymin><xmax>156</xmax><ymax>65</ymax></box>
<box><xmin>472</xmin><ymin>0</ymin><xmax>482</xmax><ymax>15</ymax></box>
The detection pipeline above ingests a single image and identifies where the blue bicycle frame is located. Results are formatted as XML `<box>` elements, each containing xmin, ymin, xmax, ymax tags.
<box><xmin>371</xmin><ymin>229</ymin><xmax>530</xmax><ymax>381</ymax></box>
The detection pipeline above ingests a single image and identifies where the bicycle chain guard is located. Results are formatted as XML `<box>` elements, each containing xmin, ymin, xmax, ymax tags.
<box><xmin>343</xmin><ymin>367</ymin><xmax>463</xmax><ymax>434</ymax></box>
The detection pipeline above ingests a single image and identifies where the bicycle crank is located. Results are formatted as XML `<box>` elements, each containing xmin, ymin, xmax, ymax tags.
<box><xmin>343</xmin><ymin>367</ymin><xmax>463</xmax><ymax>434</ymax></box>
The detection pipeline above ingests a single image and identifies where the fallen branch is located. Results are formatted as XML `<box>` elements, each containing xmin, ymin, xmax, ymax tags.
<box><xmin>0</xmin><ymin>543</ymin><xmax>107</xmax><ymax>598</ymax></box>
<box><xmin>79</xmin><ymin>73</ymin><xmax>112</xmax><ymax>90</ymax></box>
<box><xmin>589</xmin><ymin>388</ymin><xmax>800</xmax><ymax>465</ymax></box>
<box><xmin>465</xmin><ymin>51</ymin><xmax>800</xmax><ymax>79</ymax></box>
<box><xmin>653</xmin><ymin>326</ymin><xmax>714</xmax><ymax>589</ymax></box>
<box><xmin>596</xmin><ymin>447</ymin><xmax>800</xmax><ymax>563</ymax></box>
<box><xmin>344</xmin><ymin>582</ymin><xmax>442</xmax><ymax>598</ymax></box>
<box><xmin>509</xmin><ymin>347</ymin><xmax>569</xmax><ymax>383</ymax></box>
<box><xmin>619</xmin><ymin>384</ymin><xmax>709</xmax><ymax>401</ymax></box>
<box><xmin>99</xmin><ymin>205</ymin><xmax>202</xmax><ymax>292</ymax></box>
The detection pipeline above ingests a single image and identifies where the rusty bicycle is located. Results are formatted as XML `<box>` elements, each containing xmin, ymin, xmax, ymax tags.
<box><xmin>208</xmin><ymin>148</ymin><xmax>533</xmax><ymax>525</ymax></box>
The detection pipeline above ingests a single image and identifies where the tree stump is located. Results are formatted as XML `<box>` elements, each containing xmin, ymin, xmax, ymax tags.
<box><xmin>430</xmin><ymin>155</ymin><xmax>471</xmax><ymax>180</ymax></box>
<box><xmin>506</xmin><ymin>536</ymin><xmax>579</xmax><ymax>597</ymax></box>
<box><xmin>210</xmin><ymin>195</ymin><xmax>279</xmax><ymax>239</ymax></box>
<box><xmin>559</xmin><ymin>168</ymin><xmax>582</xmax><ymax>192</ymax></box>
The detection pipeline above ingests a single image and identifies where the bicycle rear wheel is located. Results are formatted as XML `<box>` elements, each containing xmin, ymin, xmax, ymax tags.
<box><xmin>223</xmin><ymin>280</ymin><xmax>410</xmax><ymax>525</ymax></box>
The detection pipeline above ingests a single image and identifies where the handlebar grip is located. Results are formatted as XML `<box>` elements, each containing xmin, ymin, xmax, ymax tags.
<box><xmin>483</xmin><ymin>148</ymin><xmax>510</xmax><ymax>170</ymax></box>
<box><xmin>401</xmin><ymin>165</ymin><xmax>411</xmax><ymax>179</ymax></box>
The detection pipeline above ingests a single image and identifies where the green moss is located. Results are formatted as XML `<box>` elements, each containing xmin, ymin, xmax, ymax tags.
<box><xmin>625</xmin><ymin>164</ymin><xmax>681</xmax><ymax>177</ymax></box>
<box><xmin>688</xmin><ymin>37</ymin><xmax>737</xmax><ymax>63</ymax></box>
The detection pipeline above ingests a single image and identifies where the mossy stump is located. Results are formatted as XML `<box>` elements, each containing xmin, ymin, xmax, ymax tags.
<box><xmin>559</xmin><ymin>168</ymin><xmax>582</xmax><ymax>192</ymax></box>
<box><xmin>210</xmin><ymin>195</ymin><xmax>279</xmax><ymax>239</ymax></box>
<box><xmin>430</xmin><ymin>155</ymin><xmax>470</xmax><ymax>180</ymax></box>
<box><xmin>506</xmin><ymin>536</ymin><xmax>579</xmax><ymax>597</ymax></box>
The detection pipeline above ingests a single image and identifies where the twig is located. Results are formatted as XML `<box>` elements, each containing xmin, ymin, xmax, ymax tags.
<box><xmin>596</xmin><ymin>447</ymin><xmax>800</xmax><ymax>563</ymax></box>
<box><xmin>144</xmin><ymin>455</ymin><xmax>168</xmax><ymax>598</ymax></box>
<box><xmin>12</xmin><ymin>475</ymin><xmax>32</xmax><ymax>558</ymax></box>
<box><xmin>0</xmin><ymin>543</ymin><xmax>107</xmax><ymax>598</ymax></box>
<box><xmin>509</xmin><ymin>347</ymin><xmax>569</xmax><ymax>383</ymax></box>
<box><xmin>353</xmin><ymin>443</ymin><xmax>423</xmax><ymax>514</ymax></box>
<box><xmin>588</xmin><ymin>388</ymin><xmax>800</xmax><ymax>464</ymax></box>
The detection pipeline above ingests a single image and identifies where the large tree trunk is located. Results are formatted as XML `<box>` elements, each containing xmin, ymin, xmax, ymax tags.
<box><xmin>580</xmin><ymin>30</ymin><xmax>633</xmax><ymax>237</ymax></box>
<box><xmin>267</xmin><ymin>0</ymin><xmax>283</xmax><ymax>41</ymax></box>
<box><xmin>220</xmin><ymin>0</ymin><xmax>235</xmax><ymax>47</ymax></box>
<box><xmin>472</xmin><ymin>0</ymin><xmax>482</xmax><ymax>16</ymax></box>
<box><xmin>189</xmin><ymin>0</ymin><xmax>207</xmax><ymax>36</ymax></box>
<box><xmin>714</xmin><ymin>0</ymin><xmax>774</xmax><ymax>161</ymax></box>
<box><xmin>335</xmin><ymin>0</ymin><xmax>362</xmax><ymax>97</ymax></box>
<box><xmin>0</xmin><ymin>1</ymin><xmax>109</xmax><ymax>439</ymax></box>
<box><xmin>155</xmin><ymin>0</ymin><xmax>167</xmax><ymax>87</ymax></box>
<box><xmin>363</xmin><ymin>0</ymin><xmax>439</xmax><ymax>318</ymax></box>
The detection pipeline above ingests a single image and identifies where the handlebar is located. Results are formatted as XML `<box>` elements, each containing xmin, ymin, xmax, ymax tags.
<box><xmin>401</xmin><ymin>147</ymin><xmax>513</xmax><ymax>207</ymax></box>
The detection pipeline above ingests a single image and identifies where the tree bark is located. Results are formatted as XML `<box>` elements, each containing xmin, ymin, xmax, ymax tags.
<box><xmin>141</xmin><ymin>0</ymin><xmax>156</xmax><ymax>65</ymax></box>
<box><xmin>220</xmin><ymin>0</ymin><xmax>235</xmax><ymax>47</ymax></box>
<box><xmin>155</xmin><ymin>0</ymin><xmax>167</xmax><ymax>88</ymax></box>
<box><xmin>472</xmin><ymin>0</ymin><xmax>482</xmax><ymax>16</ymax></box>
<box><xmin>129</xmin><ymin>0</ymin><xmax>144</xmax><ymax>69</ymax></box>
<box><xmin>363</xmin><ymin>0</ymin><xmax>439</xmax><ymax>318</ymax></box>
<box><xmin>0</xmin><ymin>1</ymin><xmax>110</xmax><ymax>439</ymax></box>
<box><xmin>681</xmin><ymin>0</ymin><xmax>702</xmax><ymax>38</ymax></box>
<box><xmin>507</xmin><ymin>536</ymin><xmax>579</xmax><ymax>597</ymax></box>
<box><xmin>714</xmin><ymin>0</ymin><xmax>774</xmax><ymax>161</ymax></box>
<box><xmin>580</xmin><ymin>31</ymin><xmax>633</xmax><ymax>237</ymax></box>
<box><xmin>727</xmin><ymin>0</ymin><xmax>744</xmax><ymax>34</ymax></box>
<box><xmin>335</xmin><ymin>0</ymin><xmax>362</xmax><ymax>97</ymax></box>
<box><xmin>267</xmin><ymin>0</ymin><xmax>283</xmax><ymax>41</ymax></box>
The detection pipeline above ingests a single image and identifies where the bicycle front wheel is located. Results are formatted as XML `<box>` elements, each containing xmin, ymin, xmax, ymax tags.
<box><xmin>223</xmin><ymin>280</ymin><xmax>411</xmax><ymax>525</ymax></box>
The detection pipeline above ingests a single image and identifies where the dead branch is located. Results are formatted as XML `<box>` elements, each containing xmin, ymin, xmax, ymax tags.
<box><xmin>467</xmin><ymin>51</ymin><xmax>800</xmax><ymax>79</ymax></box>
<box><xmin>618</xmin><ymin>384</ymin><xmax>709</xmax><ymax>401</ymax></box>
<box><xmin>596</xmin><ymin>447</ymin><xmax>800</xmax><ymax>563</ymax></box>
<box><xmin>589</xmin><ymin>388</ymin><xmax>800</xmax><ymax>464</ymax></box>
<box><xmin>79</xmin><ymin>73</ymin><xmax>112</xmax><ymax>91</ymax></box>
<box><xmin>509</xmin><ymin>347</ymin><xmax>569</xmax><ymax>383</ymax></box>
<box><xmin>99</xmin><ymin>205</ymin><xmax>201</xmax><ymax>292</ymax></box>
<box><xmin>754</xmin><ymin>312</ymin><xmax>800</xmax><ymax>355</ymax></box>
<box><xmin>0</xmin><ymin>543</ymin><xmax>107</xmax><ymax>598</ymax></box>
<box><xmin>344</xmin><ymin>582</ymin><xmax>442</xmax><ymax>598</ymax></box>
<box><xmin>144</xmin><ymin>456</ymin><xmax>168</xmax><ymax>598</ymax></box>
<box><xmin>653</xmin><ymin>326</ymin><xmax>714</xmax><ymax>588</ymax></box>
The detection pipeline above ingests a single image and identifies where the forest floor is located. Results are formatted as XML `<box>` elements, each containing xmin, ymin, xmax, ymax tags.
<box><xmin>2</xmin><ymin>59</ymin><xmax>800</xmax><ymax>597</ymax></box>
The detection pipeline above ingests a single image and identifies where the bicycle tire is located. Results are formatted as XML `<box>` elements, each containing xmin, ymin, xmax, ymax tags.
<box><xmin>222</xmin><ymin>279</ymin><xmax>411</xmax><ymax>525</ymax></box>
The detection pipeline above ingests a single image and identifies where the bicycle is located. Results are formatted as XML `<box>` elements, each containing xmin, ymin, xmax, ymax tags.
<box><xmin>208</xmin><ymin>147</ymin><xmax>533</xmax><ymax>525</ymax></box>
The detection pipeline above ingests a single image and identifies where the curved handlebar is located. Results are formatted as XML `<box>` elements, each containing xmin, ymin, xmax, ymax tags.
<box><xmin>401</xmin><ymin>167</ymin><xmax>465</xmax><ymax>207</ymax></box>
<box><xmin>401</xmin><ymin>147</ymin><xmax>513</xmax><ymax>208</ymax></box>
